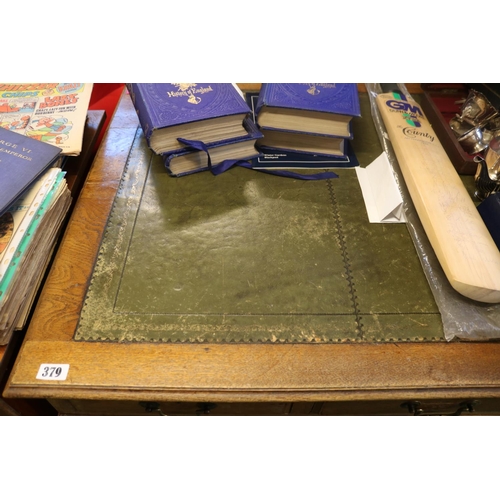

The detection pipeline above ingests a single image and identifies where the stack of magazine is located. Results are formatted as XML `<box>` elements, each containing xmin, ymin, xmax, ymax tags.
<box><xmin>126</xmin><ymin>83</ymin><xmax>262</xmax><ymax>177</ymax></box>
<box><xmin>0</xmin><ymin>83</ymin><xmax>93</xmax><ymax>344</ymax></box>
<box><xmin>250</xmin><ymin>83</ymin><xmax>361</xmax><ymax>169</ymax></box>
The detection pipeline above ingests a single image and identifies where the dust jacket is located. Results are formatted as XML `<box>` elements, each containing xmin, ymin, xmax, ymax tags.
<box><xmin>0</xmin><ymin>127</ymin><xmax>62</xmax><ymax>216</ymax></box>
<box><xmin>127</xmin><ymin>83</ymin><xmax>251</xmax><ymax>154</ymax></box>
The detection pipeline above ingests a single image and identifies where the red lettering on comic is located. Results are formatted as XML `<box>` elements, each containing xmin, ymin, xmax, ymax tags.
<box><xmin>39</xmin><ymin>94</ymin><xmax>78</xmax><ymax>108</ymax></box>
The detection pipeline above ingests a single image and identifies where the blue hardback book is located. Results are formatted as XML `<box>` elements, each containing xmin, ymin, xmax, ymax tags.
<box><xmin>256</xmin><ymin>128</ymin><xmax>347</xmax><ymax>158</ymax></box>
<box><xmin>162</xmin><ymin>116</ymin><xmax>262</xmax><ymax>177</ymax></box>
<box><xmin>0</xmin><ymin>127</ymin><xmax>62</xmax><ymax>216</ymax></box>
<box><xmin>256</xmin><ymin>83</ymin><xmax>361</xmax><ymax>138</ymax></box>
<box><xmin>246</xmin><ymin>92</ymin><xmax>358</xmax><ymax>168</ymax></box>
<box><xmin>252</xmin><ymin>142</ymin><xmax>359</xmax><ymax>169</ymax></box>
<box><xmin>127</xmin><ymin>83</ymin><xmax>251</xmax><ymax>155</ymax></box>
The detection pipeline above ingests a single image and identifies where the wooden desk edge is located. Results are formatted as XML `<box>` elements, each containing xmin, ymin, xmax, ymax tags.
<box><xmin>9</xmin><ymin>387</ymin><xmax>500</xmax><ymax>404</ymax></box>
<box><xmin>6</xmin><ymin>338</ymin><xmax>500</xmax><ymax>400</ymax></box>
<box><xmin>6</xmin><ymin>85</ymin><xmax>500</xmax><ymax>405</ymax></box>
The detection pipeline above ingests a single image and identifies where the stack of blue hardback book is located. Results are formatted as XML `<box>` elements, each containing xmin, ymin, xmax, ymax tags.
<box><xmin>126</xmin><ymin>83</ymin><xmax>263</xmax><ymax>177</ymax></box>
<box><xmin>252</xmin><ymin>83</ymin><xmax>361</xmax><ymax>168</ymax></box>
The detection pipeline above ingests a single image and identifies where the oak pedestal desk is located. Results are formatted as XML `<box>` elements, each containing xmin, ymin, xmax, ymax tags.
<box><xmin>5</xmin><ymin>88</ymin><xmax>500</xmax><ymax>416</ymax></box>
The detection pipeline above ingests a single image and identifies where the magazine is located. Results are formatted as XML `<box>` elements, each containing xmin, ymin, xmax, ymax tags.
<box><xmin>0</xmin><ymin>83</ymin><xmax>93</xmax><ymax>156</ymax></box>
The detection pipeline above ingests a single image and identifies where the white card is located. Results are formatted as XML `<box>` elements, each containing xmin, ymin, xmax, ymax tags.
<box><xmin>355</xmin><ymin>152</ymin><xmax>407</xmax><ymax>223</ymax></box>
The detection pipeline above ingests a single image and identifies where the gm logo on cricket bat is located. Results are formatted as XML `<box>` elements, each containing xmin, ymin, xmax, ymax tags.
<box><xmin>385</xmin><ymin>92</ymin><xmax>435</xmax><ymax>142</ymax></box>
<box><xmin>385</xmin><ymin>92</ymin><xmax>422</xmax><ymax>127</ymax></box>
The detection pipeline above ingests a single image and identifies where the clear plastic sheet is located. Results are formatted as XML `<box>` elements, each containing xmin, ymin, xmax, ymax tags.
<box><xmin>367</xmin><ymin>83</ymin><xmax>500</xmax><ymax>341</ymax></box>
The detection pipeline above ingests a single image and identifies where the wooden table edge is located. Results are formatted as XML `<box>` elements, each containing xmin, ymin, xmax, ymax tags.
<box><xmin>6</xmin><ymin>338</ymin><xmax>500</xmax><ymax>401</ymax></box>
<box><xmin>7</xmin><ymin>387</ymin><xmax>500</xmax><ymax>404</ymax></box>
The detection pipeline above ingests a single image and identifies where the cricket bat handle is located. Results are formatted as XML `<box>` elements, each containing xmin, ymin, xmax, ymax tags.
<box><xmin>376</xmin><ymin>90</ymin><xmax>500</xmax><ymax>303</ymax></box>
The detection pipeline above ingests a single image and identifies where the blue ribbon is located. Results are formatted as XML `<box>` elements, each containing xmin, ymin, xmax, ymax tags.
<box><xmin>176</xmin><ymin>137</ymin><xmax>339</xmax><ymax>180</ymax></box>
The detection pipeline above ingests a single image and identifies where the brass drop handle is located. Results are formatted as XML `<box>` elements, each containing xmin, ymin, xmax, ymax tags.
<box><xmin>139</xmin><ymin>401</ymin><xmax>167</xmax><ymax>416</ymax></box>
<box><xmin>401</xmin><ymin>400</ymin><xmax>478</xmax><ymax>416</ymax></box>
<box><xmin>196</xmin><ymin>403</ymin><xmax>217</xmax><ymax>416</ymax></box>
<box><xmin>139</xmin><ymin>401</ymin><xmax>217</xmax><ymax>416</ymax></box>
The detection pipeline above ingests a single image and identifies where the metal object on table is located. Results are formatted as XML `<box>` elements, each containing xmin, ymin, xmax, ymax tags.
<box><xmin>474</xmin><ymin>155</ymin><xmax>500</xmax><ymax>201</ymax></box>
<box><xmin>482</xmin><ymin>128</ymin><xmax>495</xmax><ymax>145</ymax></box>
<box><xmin>459</xmin><ymin>127</ymin><xmax>490</xmax><ymax>155</ymax></box>
<box><xmin>449</xmin><ymin>115</ymin><xmax>473</xmax><ymax>138</ymax></box>
<box><xmin>486</xmin><ymin>115</ymin><xmax>500</xmax><ymax>131</ymax></box>
<box><xmin>485</xmin><ymin>132</ymin><xmax>500</xmax><ymax>181</ymax></box>
<box><xmin>461</xmin><ymin>89</ymin><xmax>498</xmax><ymax>127</ymax></box>
<box><xmin>450</xmin><ymin>90</ymin><xmax>500</xmax><ymax>157</ymax></box>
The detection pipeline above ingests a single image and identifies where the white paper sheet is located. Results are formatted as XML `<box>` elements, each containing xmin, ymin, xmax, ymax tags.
<box><xmin>355</xmin><ymin>152</ymin><xmax>407</xmax><ymax>223</ymax></box>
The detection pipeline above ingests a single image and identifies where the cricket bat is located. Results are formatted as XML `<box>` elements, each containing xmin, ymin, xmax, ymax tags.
<box><xmin>376</xmin><ymin>88</ymin><xmax>500</xmax><ymax>303</ymax></box>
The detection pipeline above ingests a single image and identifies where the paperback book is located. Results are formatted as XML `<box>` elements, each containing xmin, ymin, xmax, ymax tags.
<box><xmin>0</xmin><ymin>83</ymin><xmax>93</xmax><ymax>156</ymax></box>
<box><xmin>127</xmin><ymin>83</ymin><xmax>251</xmax><ymax>155</ymax></box>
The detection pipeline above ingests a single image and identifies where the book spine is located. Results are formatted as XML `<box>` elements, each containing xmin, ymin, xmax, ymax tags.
<box><xmin>126</xmin><ymin>83</ymin><xmax>155</xmax><ymax>142</ymax></box>
<box><xmin>255</xmin><ymin>83</ymin><xmax>270</xmax><ymax>116</ymax></box>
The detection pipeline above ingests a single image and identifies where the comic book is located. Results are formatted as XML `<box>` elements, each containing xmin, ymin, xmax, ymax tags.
<box><xmin>0</xmin><ymin>83</ymin><xmax>93</xmax><ymax>156</ymax></box>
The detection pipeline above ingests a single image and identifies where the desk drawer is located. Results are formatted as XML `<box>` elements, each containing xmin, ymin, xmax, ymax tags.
<box><xmin>317</xmin><ymin>398</ymin><xmax>500</xmax><ymax>416</ymax></box>
<box><xmin>49</xmin><ymin>398</ymin><xmax>500</xmax><ymax>416</ymax></box>
<box><xmin>49</xmin><ymin>399</ymin><xmax>294</xmax><ymax>416</ymax></box>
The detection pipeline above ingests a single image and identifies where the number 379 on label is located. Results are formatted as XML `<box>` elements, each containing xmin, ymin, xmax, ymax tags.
<box><xmin>36</xmin><ymin>364</ymin><xmax>70</xmax><ymax>381</ymax></box>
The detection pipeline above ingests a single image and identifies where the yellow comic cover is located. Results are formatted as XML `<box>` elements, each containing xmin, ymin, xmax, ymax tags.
<box><xmin>0</xmin><ymin>83</ymin><xmax>93</xmax><ymax>156</ymax></box>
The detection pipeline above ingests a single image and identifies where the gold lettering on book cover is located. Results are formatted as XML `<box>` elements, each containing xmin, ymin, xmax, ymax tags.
<box><xmin>303</xmin><ymin>83</ymin><xmax>337</xmax><ymax>96</ymax></box>
<box><xmin>167</xmin><ymin>84</ymin><xmax>214</xmax><ymax>104</ymax></box>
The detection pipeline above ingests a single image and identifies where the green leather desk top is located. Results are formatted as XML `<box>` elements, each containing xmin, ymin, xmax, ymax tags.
<box><xmin>75</xmin><ymin>95</ymin><xmax>443</xmax><ymax>343</ymax></box>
